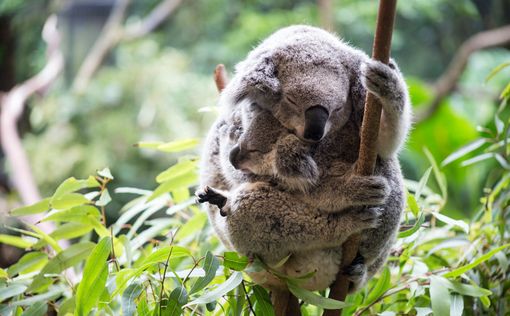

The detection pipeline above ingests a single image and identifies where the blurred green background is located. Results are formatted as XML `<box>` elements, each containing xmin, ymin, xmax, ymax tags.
<box><xmin>1</xmin><ymin>0</ymin><xmax>509</xmax><ymax>219</ymax></box>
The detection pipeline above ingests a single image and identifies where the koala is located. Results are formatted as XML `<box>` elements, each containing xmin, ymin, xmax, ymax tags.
<box><xmin>198</xmin><ymin>102</ymin><xmax>385</xmax><ymax>290</ymax></box>
<box><xmin>202</xmin><ymin>25</ymin><xmax>411</xmax><ymax>289</ymax></box>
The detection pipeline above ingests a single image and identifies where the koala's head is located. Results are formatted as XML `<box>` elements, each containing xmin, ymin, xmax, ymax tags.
<box><xmin>222</xmin><ymin>25</ymin><xmax>367</xmax><ymax>143</ymax></box>
<box><xmin>228</xmin><ymin>102</ymin><xmax>319</xmax><ymax>192</ymax></box>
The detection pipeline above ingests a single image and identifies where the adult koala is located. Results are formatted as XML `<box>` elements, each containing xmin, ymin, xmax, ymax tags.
<box><xmin>200</xmin><ymin>25</ymin><xmax>411</xmax><ymax>290</ymax></box>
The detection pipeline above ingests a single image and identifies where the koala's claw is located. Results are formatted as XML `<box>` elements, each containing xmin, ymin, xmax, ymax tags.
<box><xmin>361</xmin><ymin>60</ymin><xmax>400</xmax><ymax>101</ymax></box>
<box><xmin>195</xmin><ymin>186</ymin><xmax>229</xmax><ymax>216</ymax></box>
<box><xmin>358</xmin><ymin>206</ymin><xmax>383</xmax><ymax>229</ymax></box>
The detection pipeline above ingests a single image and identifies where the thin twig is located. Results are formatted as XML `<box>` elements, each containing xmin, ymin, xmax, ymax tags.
<box><xmin>241</xmin><ymin>280</ymin><xmax>256</xmax><ymax>316</ymax></box>
<box><xmin>415</xmin><ymin>24</ymin><xmax>510</xmax><ymax>123</ymax></box>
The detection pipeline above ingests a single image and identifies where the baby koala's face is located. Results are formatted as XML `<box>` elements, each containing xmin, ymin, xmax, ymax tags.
<box><xmin>228</xmin><ymin>102</ymin><xmax>319</xmax><ymax>191</ymax></box>
<box><xmin>228</xmin><ymin>103</ymin><xmax>285</xmax><ymax>176</ymax></box>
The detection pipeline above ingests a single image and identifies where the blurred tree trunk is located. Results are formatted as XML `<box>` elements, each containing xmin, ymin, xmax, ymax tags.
<box><xmin>0</xmin><ymin>15</ymin><xmax>16</xmax><ymax>194</ymax></box>
<box><xmin>317</xmin><ymin>0</ymin><xmax>334</xmax><ymax>31</ymax></box>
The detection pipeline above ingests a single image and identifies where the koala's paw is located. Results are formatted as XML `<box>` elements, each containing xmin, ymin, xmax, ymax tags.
<box><xmin>361</xmin><ymin>59</ymin><xmax>405</xmax><ymax>109</ymax></box>
<box><xmin>195</xmin><ymin>186</ymin><xmax>229</xmax><ymax>216</ymax></box>
<box><xmin>357</xmin><ymin>206</ymin><xmax>383</xmax><ymax>230</ymax></box>
<box><xmin>343</xmin><ymin>254</ymin><xmax>367</xmax><ymax>292</ymax></box>
<box><xmin>353</xmin><ymin>175</ymin><xmax>390</xmax><ymax>205</ymax></box>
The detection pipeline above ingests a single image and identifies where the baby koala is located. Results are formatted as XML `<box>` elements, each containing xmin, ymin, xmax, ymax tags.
<box><xmin>197</xmin><ymin>102</ymin><xmax>389</xmax><ymax>290</ymax></box>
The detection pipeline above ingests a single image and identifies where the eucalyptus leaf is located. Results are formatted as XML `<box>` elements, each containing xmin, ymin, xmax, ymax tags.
<box><xmin>10</xmin><ymin>198</ymin><xmax>51</xmax><ymax>216</ymax></box>
<box><xmin>190</xmin><ymin>251</ymin><xmax>220</xmax><ymax>294</ymax></box>
<box><xmin>430</xmin><ymin>275</ymin><xmax>451</xmax><ymax>316</ymax></box>
<box><xmin>185</xmin><ymin>271</ymin><xmax>243</xmax><ymax>306</ymax></box>
<box><xmin>288</xmin><ymin>281</ymin><xmax>348</xmax><ymax>310</ymax></box>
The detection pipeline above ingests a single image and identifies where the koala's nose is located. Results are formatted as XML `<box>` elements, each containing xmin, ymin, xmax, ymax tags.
<box><xmin>229</xmin><ymin>145</ymin><xmax>242</xmax><ymax>169</ymax></box>
<box><xmin>303</xmin><ymin>105</ymin><xmax>329</xmax><ymax>142</ymax></box>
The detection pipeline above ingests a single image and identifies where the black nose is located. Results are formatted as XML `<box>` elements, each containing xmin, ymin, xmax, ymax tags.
<box><xmin>229</xmin><ymin>145</ymin><xmax>241</xmax><ymax>169</ymax></box>
<box><xmin>304</xmin><ymin>105</ymin><xmax>329</xmax><ymax>141</ymax></box>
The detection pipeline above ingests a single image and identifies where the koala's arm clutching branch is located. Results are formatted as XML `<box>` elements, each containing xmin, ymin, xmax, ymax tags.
<box><xmin>326</xmin><ymin>0</ymin><xmax>399</xmax><ymax>312</ymax></box>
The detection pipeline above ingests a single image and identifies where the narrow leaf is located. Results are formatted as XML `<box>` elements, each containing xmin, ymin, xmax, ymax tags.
<box><xmin>185</xmin><ymin>272</ymin><xmax>243</xmax><ymax>306</ymax></box>
<box><xmin>223</xmin><ymin>252</ymin><xmax>249</xmax><ymax>271</ymax></box>
<box><xmin>0</xmin><ymin>234</ymin><xmax>33</xmax><ymax>249</ymax></box>
<box><xmin>430</xmin><ymin>275</ymin><xmax>451</xmax><ymax>316</ymax></box>
<box><xmin>444</xmin><ymin>244</ymin><xmax>510</xmax><ymax>278</ymax></box>
<box><xmin>288</xmin><ymin>281</ymin><xmax>347</xmax><ymax>310</ymax></box>
<box><xmin>252</xmin><ymin>285</ymin><xmax>275</xmax><ymax>316</ymax></box>
<box><xmin>190</xmin><ymin>251</ymin><xmax>220</xmax><ymax>294</ymax></box>
<box><xmin>364</xmin><ymin>266</ymin><xmax>391</xmax><ymax>305</ymax></box>
<box><xmin>122</xmin><ymin>283</ymin><xmax>143</xmax><ymax>316</ymax></box>
<box><xmin>75</xmin><ymin>237</ymin><xmax>112</xmax><ymax>316</ymax></box>
<box><xmin>450</xmin><ymin>294</ymin><xmax>464</xmax><ymax>316</ymax></box>
<box><xmin>52</xmin><ymin>176</ymin><xmax>100</xmax><ymax>200</ymax></box>
<box><xmin>163</xmin><ymin>286</ymin><xmax>188</xmax><ymax>315</ymax></box>
<box><xmin>7</xmin><ymin>252</ymin><xmax>48</xmax><ymax>277</ymax></box>
<box><xmin>10</xmin><ymin>198</ymin><xmax>50</xmax><ymax>216</ymax></box>
<box><xmin>399</xmin><ymin>212</ymin><xmax>426</xmax><ymax>238</ymax></box>
<box><xmin>20</xmin><ymin>301</ymin><xmax>47</xmax><ymax>316</ymax></box>
<box><xmin>441</xmin><ymin>139</ymin><xmax>487</xmax><ymax>167</ymax></box>
<box><xmin>431</xmin><ymin>212</ymin><xmax>469</xmax><ymax>234</ymax></box>
<box><xmin>0</xmin><ymin>284</ymin><xmax>27</xmax><ymax>302</ymax></box>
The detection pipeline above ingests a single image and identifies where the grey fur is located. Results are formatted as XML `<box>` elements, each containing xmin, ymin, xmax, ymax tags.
<box><xmin>199</xmin><ymin>25</ymin><xmax>411</xmax><ymax>291</ymax></box>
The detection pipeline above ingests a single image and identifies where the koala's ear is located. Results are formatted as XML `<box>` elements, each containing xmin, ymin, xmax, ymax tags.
<box><xmin>241</xmin><ymin>55</ymin><xmax>281</xmax><ymax>97</ymax></box>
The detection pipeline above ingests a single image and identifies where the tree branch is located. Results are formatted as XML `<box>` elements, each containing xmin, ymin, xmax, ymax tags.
<box><xmin>325</xmin><ymin>1</ymin><xmax>398</xmax><ymax>314</ymax></box>
<box><xmin>415</xmin><ymin>24</ymin><xmax>510</xmax><ymax>124</ymax></box>
<box><xmin>214</xmin><ymin>64</ymin><xmax>228</xmax><ymax>92</ymax></box>
<box><xmin>122</xmin><ymin>0</ymin><xmax>182</xmax><ymax>41</ymax></box>
<box><xmin>72</xmin><ymin>0</ymin><xmax>130</xmax><ymax>93</ymax></box>
<box><xmin>72</xmin><ymin>0</ymin><xmax>182</xmax><ymax>93</ymax></box>
<box><xmin>0</xmin><ymin>15</ymin><xmax>64</xmax><ymax>232</ymax></box>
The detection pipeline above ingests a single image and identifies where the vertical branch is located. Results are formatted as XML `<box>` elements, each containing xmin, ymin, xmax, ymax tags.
<box><xmin>0</xmin><ymin>15</ymin><xmax>64</xmax><ymax>233</ymax></box>
<box><xmin>317</xmin><ymin>0</ymin><xmax>334</xmax><ymax>32</ymax></box>
<box><xmin>325</xmin><ymin>1</ymin><xmax>397</xmax><ymax>314</ymax></box>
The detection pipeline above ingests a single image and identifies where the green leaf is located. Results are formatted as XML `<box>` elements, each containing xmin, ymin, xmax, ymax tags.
<box><xmin>7</xmin><ymin>252</ymin><xmax>48</xmax><ymax>277</ymax></box>
<box><xmin>0</xmin><ymin>269</ymin><xmax>7</xmax><ymax>279</ymax></box>
<box><xmin>252</xmin><ymin>285</ymin><xmax>275</xmax><ymax>316</ymax></box>
<box><xmin>114</xmin><ymin>246</ymin><xmax>191</xmax><ymax>297</ymax></box>
<box><xmin>51</xmin><ymin>193</ymin><xmax>91</xmax><ymax>210</ymax></box>
<box><xmin>49</xmin><ymin>222</ymin><xmax>93</xmax><ymax>241</ymax></box>
<box><xmin>136</xmin><ymin>139</ymin><xmax>198</xmax><ymax>152</ymax></box>
<box><xmin>10</xmin><ymin>198</ymin><xmax>51</xmax><ymax>216</ymax></box>
<box><xmin>96</xmin><ymin>189</ymin><xmax>112</xmax><ymax>207</ymax></box>
<box><xmin>174</xmin><ymin>211</ymin><xmax>207</xmax><ymax>242</ymax></box>
<box><xmin>450</xmin><ymin>294</ymin><xmax>463</xmax><ymax>316</ymax></box>
<box><xmin>190</xmin><ymin>251</ymin><xmax>220</xmax><ymax>294</ymax></box>
<box><xmin>122</xmin><ymin>283</ymin><xmax>143</xmax><ymax>316</ymax></box>
<box><xmin>185</xmin><ymin>271</ymin><xmax>243</xmax><ymax>306</ymax></box>
<box><xmin>20</xmin><ymin>301</ymin><xmax>47</xmax><ymax>316</ymax></box>
<box><xmin>486</xmin><ymin>62</ymin><xmax>510</xmax><ymax>82</ymax></box>
<box><xmin>288</xmin><ymin>281</ymin><xmax>347</xmax><ymax>310</ymax></box>
<box><xmin>0</xmin><ymin>284</ymin><xmax>27</xmax><ymax>302</ymax></box>
<box><xmin>406</xmin><ymin>193</ymin><xmax>419</xmax><ymax>217</ymax></box>
<box><xmin>223</xmin><ymin>252</ymin><xmax>249</xmax><ymax>271</ymax></box>
<box><xmin>0</xmin><ymin>234</ymin><xmax>33</xmax><ymax>249</ymax></box>
<box><xmin>364</xmin><ymin>266</ymin><xmax>391</xmax><ymax>306</ymax></box>
<box><xmin>26</xmin><ymin>224</ymin><xmax>61</xmax><ymax>253</ymax></box>
<box><xmin>431</xmin><ymin>212</ymin><xmax>469</xmax><ymax>233</ymax></box>
<box><xmin>398</xmin><ymin>212</ymin><xmax>426</xmax><ymax>238</ymax></box>
<box><xmin>444</xmin><ymin>244</ymin><xmax>510</xmax><ymax>278</ymax></box>
<box><xmin>430</xmin><ymin>276</ymin><xmax>451</xmax><ymax>316</ymax></box>
<box><xmin>98</xmin><ymin>167</ymin><xmax>114</xmax><ymax>179</ymax></box>
<box><xmin>156</xmin><ymin>159</ymin><xmax>198</xmax><ymax>184</ymax></box>
<box><xmin>75</xmin><ymin>237</ymin><xmax>112</xmax><ymax>316</ymax></box>
<box><xmin>163</xmin><ymin>286</ymin><xmax>188</xmax><ymax>315</ymax></box>
<box><xmin>415</xmin><ymin>167</ymin><xmax>432</xmax><ymax>200</ymax></box>
<box><xmin>432</xmin><ymin>276</ymin><xmax>492</xmax><ymax>297</ymax></box>
<box><xmin>29</xmin><ymin>242</ymin><xmax>95</xmax><ymax>292</ymax></box>
<box><xmin>148</xmin><ymin>172</ymin><xmax>198</xmax><ymax>201</ymax></box>
<box><xmin>52</xmin><ymin>176</ymin><xmax>100</xmax><ymax>200</ymax></box>
<box><xmin>441</xmin><ymin>139</ymin><xmax>487</xmax><ymax>167</ymax></box>
<box><xmin>424</xmin><ymin>148</ymin><xmax>447</xmax><ymax>200</ymax></box>
<box><xmin>42</xmin><ymin>205</ymin><xmax>101</xmax><ymax>223</ymax></box>
<box><xmin>11</xmin><ymin>285</ymin><xmax>64</xmax><ymax>306</ymax></box>
<box><xmin>158</xmin><ymin>139</ymin><xmax>199</xmax><ymax>152</ymax></box>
